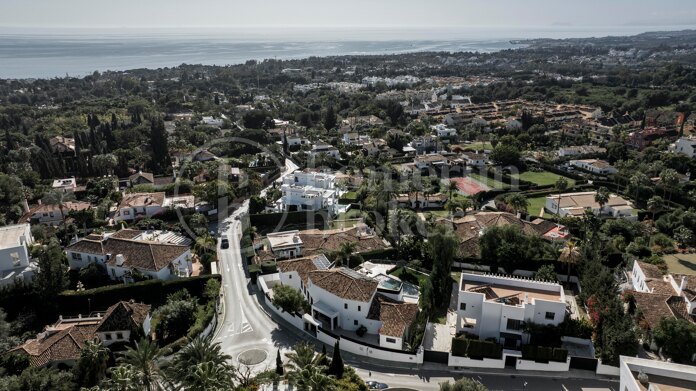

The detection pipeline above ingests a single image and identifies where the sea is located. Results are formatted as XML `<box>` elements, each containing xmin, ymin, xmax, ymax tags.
<box><xmin>0</xmin><ymin>26</ymin><xmax>693</xmax><ymax>79</ymax></box>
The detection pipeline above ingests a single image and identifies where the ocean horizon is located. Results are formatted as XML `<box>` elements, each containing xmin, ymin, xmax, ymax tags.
<box><xmin>1</xmin><ymin>25</ymin><xmax>694</xmax><ymax>79</ymax></box>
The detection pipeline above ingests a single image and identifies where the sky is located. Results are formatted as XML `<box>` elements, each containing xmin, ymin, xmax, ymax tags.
<box><xmin>2</xmin><ymin>0</ymin><xmax>696</xmax><ymax>31</ymax></box>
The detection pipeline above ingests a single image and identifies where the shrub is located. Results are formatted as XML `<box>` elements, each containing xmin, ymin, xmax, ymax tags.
<box><xmin>261</xmin><ymin>261</ymin><xmax>277</xmax><ymax>274</ymax></box>
<box><xmin>451</xmin><ymin>337</ymin><xmax>502</xmax><ymax>359</ymax></box>
<box><xmin>271</xmin><ymin>285</ymin><xmax>309</xmax><ymax>314</ymax></box>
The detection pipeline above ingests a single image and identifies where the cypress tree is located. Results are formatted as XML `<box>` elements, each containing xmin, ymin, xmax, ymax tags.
<box><xmin>328</xmin><ymin>341</ymin><xmax>344</xmax><ymax>379</ymax></box>
<box><xmin>318</xmin><ymin>344</ymin><xmax>329</xmax><ymax>367</ymax></box>
<box><xmin>275</xmin><ymin>349</ymin><xmax>284</xmax><ymax>376</ymax></box>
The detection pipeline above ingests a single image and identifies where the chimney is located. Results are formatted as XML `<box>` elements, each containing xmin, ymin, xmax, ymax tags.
<box><xmin>680</xmin><ymin>276</ymin><xmax>687</xmax><ymax>293</ymax></box>
<box><xmin>21</xmin><ymin>198</ymin><xmax>29</xmax><ymax>213</ymax></box>
<box><xmin>115</xmin><ymin>254</ymin><xmax>125</xmax><ymax>266</ymax></box>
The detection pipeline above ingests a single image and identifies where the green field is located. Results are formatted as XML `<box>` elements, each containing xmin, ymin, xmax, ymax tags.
<box><xmin>468</xmin><ymin>173</ymin><xmax>508</xmax><ymax>190</ymax></box>
<box><xmin>512</xmin><ymin>171</ymin><xmax>576</xmax><ymax>187</ymax></box>
<box><xmin>527</xmin><ymin>196</ymin><xmax>556</xmax><ymax>218</ymax></box>
<box><xmin>662</xmin><ymin>254</ymin><xmax>696</xmax><ymax>275</ymax></box>
<box><xmin>463</xmin><ymin>141</ymin><xmax>493</xmax><ymax>151</ymax></box>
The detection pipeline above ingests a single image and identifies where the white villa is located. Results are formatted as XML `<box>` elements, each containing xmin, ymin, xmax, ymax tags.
<box><xmin>569</xmin><ymin>159</ymin><xmax>617</xmax><ymax>175</ymax></box>
<box><xmin>0</xmin><ymin>224</ymin><xmax>37</xmax><ymax>287</ymax></box>
<box><xmin>431</xmin><ymin>124</ymin><xmax>457</xmax><ymax>138</ymax></box>
<box><xmin>278</xmin><ymin>170</ymin><xmax>339</xmax><ymax>215</ymax></box>
<box><xmin>274</xmin><ymin>259</ymin><xmax>419</xmax><ymax>350</ymax></box>
<box><xmin>65</xmin><ymin>229</ymin><xmax>192</xmax><ymax>282</ymax></box>
<box><xmin>619</xmin><ymin>356</ymin><xmax>696</xmax><ymax>391</ymax></box>
<box><xmin>456</xmin><ymin>273</ymin><xmax>566</xmax><ymax>349</ymax></box>
<box><xmin>113</xmin><ymin>192</ymin><xmax>166</xmax><ymax>222</ymax></box>
<box><xmin>545</xmin><ymin>191</ymin><xmax>635</xmax><ymax>219</ymax></box>
<box><xmin>669</xmin><ymin>136</ymin><xmax>696</xmax><ymax>158</ymax></box>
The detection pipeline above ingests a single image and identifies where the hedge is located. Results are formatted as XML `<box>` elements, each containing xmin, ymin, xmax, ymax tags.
<box><xmin>57</xmin><ymin>275</ymin><xmax>221</xmax><ymax>315</ymax></box>
<box><xmin>451</xmin><ymin>337</ymin><xmax>503</xmax><ymax>359</ymax></box>
<box><xmin>249</xmin><ymin>211</ymin><xmax>328</xmax><ymax>233</ymax></box>
<box><xmin>521</xmin><ymin>345</ymin><xmax>568</xmax><ymax>363</ymax></box>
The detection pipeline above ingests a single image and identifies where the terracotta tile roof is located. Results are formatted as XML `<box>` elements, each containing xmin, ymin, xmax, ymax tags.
<box><xmin>20</xmin><ymin>201</ymin><xmax>92</xmax><ymax>223</ymax></box>
<box><xmin>277</xmin><ymin>254</ymin><xmax>331</xmax><ymax>284</ymax></box>
<box><xmin>7</xmin><ymin>301</ymin><xmax>149</xmax><ymax>367</ymax></box>
<box><xmin>632</xmin><ymin>291</ymin><xmax>677</xmax><ymax>330</ymax></box>
<box><xmin>367</xmin><ymin>294</ymin><xmax>419</xmax><ymax>338</ymax></box>
<box><xmin>128</xmin><ymin>172</ymin><xmax>155</xmax><ymax>184</ymax></box>
<box><xmin>96</xmin><ymin>301</ymin><xmax>151</xmax><ymax>333</ymax></box>
<box><xmin>66</xmin><ymin>229</ymin><xmax>189</xmax><ymax>272</ymax></box>
<box><xmin>636</xmin><ymin>261</ymin><xmax>665</xmax><ymax>280</ymax></box>
<box><xmin>309</xmin><ymin>268</ymin><xmax>378</xmax><ymax>303</ymax></box>
<box><xmin>118</xmin><ymin>192</ymin><xmax>165</xmax><ymax>209</ymax></box>
<box><xmin>299</xmin><ymin>225</ymin><xmax>389</xmax><ymax>257</ymax></box>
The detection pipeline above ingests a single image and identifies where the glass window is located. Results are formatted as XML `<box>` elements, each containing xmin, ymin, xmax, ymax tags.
<box><xmin>459</xmin><ymin>303</ymin><xmax>466</xmax><ymax>311</ymax></box>
<box><xmin>506</xmin><ymin>319</ymin><xmax>522</xmax><ymax>331</ymax></box>
<box><xmin>344</xmin><ymin>303</ymin><xmax>348</xmax><ymax>309</ymax></box>
<box><xmin>545</xmin><ymin>312</ymin><xmax>555</xmax><ymax>320</ymax></box>
<box><xmin>10</xmin><ymin>252</ymin><xmax>20</xmax><ymax>267</ymax></box>
<box><xmin>353</xmin><ymin>320</ymin><xmax>358</xmax><ymax>326</ymax></box>
<box><xmin>386</xmin><ymin>337</ymin><xmax>396</xmax><ymax>343</ymax></box>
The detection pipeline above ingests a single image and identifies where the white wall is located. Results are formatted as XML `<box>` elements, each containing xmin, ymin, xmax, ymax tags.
<box><xmin>307</xmin><ymin>282</ymin><xmax>375</xmax><ymax>332</ymax></box>
<box><xmin>516</xmin><ymin>357</ymin><xmax>570</xmax><ymax>372</ymax></box>
<box><xmin>317</xmin><ymin>328</ymin><xmax>423</xmax><ymax>364</ymax></box>
<box><xmin>596</xmin><ymin>359</ymin><xmax>620</xmax><ymax>376</ymax></box>
<box><xmin>448</xmin><ymin>354</ymin><xmax>505</xmax><ymax>369</ymax></box>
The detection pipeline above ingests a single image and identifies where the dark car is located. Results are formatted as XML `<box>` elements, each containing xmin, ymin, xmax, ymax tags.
<box><xmin>220</xmin><ymin>238</ymin><xmax>229</xmax><ymax>249</ymax></box>
<box><xmin>366</xmin><ymin>381</ymin><xmax>388</xmax><ymax>390</ymax></box>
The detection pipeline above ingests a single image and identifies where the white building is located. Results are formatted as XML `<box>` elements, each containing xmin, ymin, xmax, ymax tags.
<box><xmin>22</xmin><ymin>201</ymin><xmax>92</xmax><ymax>226</ymax></box>
<box><xmin>52</xmin><ymin>178</ymin><xmax>77</xmax><ymax>193</ymax></box>
<box><xmin>669</xmin><ymin>137</ymin><xmax>696</xmax><ymax>158</ymax></box>
<box><xmin>278</xmin><ymin>170</ymin><xmax>339</xmax><ymax>215</ymax></box>
<box><xmin>455</xmin><ymin>273</ymin><xmax>566</xmax><ymax>349</ymax></box>
<box><xmin>619</xmin><ymin>356</ymin><xmax>696</xmax><ymax>391</ymax></box>
<box><xmin>0</xmin><ymin>224</ymin><xmax>37</xmax><ymax>287</ymax></box>
<box><xmin>113</xmin><ymin>192</ymin><xmax>166</xmax><ymax>222</ymax></box>
<box><xmin>65</xmin><ymin>229</ymin><xmax>192</xmax><ymax>282</ymax></box>
<box><xmin>545</xmin><ymin>191</ymin><xmax>635</xmax><ymax>219</ymax></box>
<box><xmin>275</xmin><ymin>263</ymin><xmax>419</xmax><ymax>350</ymax></box>
<box><xmin>308</xmin><ymin>142</ymin><xmax>341</xmax><ymax>160</ymax></box>
<box><xmin>557</xmin><ymin>146</ymin><xmax>606</xmax><ymax>157</ymax></box>
<box><xmin>342</xmin><ymin>132</ymin><xmax>371</xmax><ymax>145</ymax></box>
<box><xmin>265</xmin><ymin>230</ymin><xmax>304</xmax><ymax>260</ymax></box>
<box><xmin>569</xmin><ymin>159</ymin><xmax>617</xmax><ymax>175</ymax></box>
<box><xmin>462</xmin><ymin>152</ymin><xmax>487</xmax><ymax>168</ymax></box>
<box><xmin>431</xmin><ymin>124</ymin><xmax>457</xmax><ymax>138</ymax></box>
<box><xmin>201</xmin><ymin>115</ymin><xmax>227</xmax><ymax>127</ymax></box>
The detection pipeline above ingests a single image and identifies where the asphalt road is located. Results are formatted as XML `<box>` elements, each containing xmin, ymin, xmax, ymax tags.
<box><xmin>213</xmin><ymin>158</ymin><xmax>619</xmax><ymax>391</ymax></box>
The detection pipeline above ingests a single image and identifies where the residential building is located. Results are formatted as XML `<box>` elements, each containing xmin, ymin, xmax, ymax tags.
<box><xmin>279</xmin><ymin>170</ymin><xmax>339</xmax><ymax>215</ymax></box>
<box><xmin>619</xmin><ymin>356</ymin><xmax>696</xmax><ymax>391</ymax></box>
<box><xmin>52</xmin><ymin>177</ymin><xmax>77</xmax><ymax>193</ymax></box>
<box><xmin>0</xmin><ymin>224</ymin><xmax>36</xmax><ymax>287</ymax></box>
<box><xmin>456</xmin><ymin>273</ymin><xmax>566</xmax><ymax>348</ymax></box>
<box><xmin>414</xmin><ymin>153</ymin><xmax>448</xmax><ymax>171</ymax></box>
<box><xmin>431</xmin><ymin>124</ymin><xmax>457</xmax><ymax>138</ymax></box>
<box><xmin>408</xmin><ymin>135</ymin><xmax>438</xmax><ymax>154</ymax></box>
<box><xmin>49</xmin><ymin>136</ymin><xmax>76</xmax><ymax>155</ymax></box>
<box><xmin>8</xmin><ymin>300</ymin><xmax>151</xmax><ymax>368</ymax></box>
<box><xmin>126</xmin><ymin>171</ymin><xmax>155</xmax><ymax>187</ymax></box>
<box><xmin>201</xmin><ymin>115</ymin><xmax>226</xmax><ymax>127</ymax></box>
<box><xmin>308</xmin><ymin>142</ymin><xmax>341</xmax><ymax>160</ymax></box>
<box><xmin>21</xmin><ymin>201</ymin><xmax>92</xmax><ymax>226</ymax></box>
<box><xmin>65</xmin><ymin>229</ymin><xmax>192</xmax><ymax>281</ymax></box>
<box><xmin>342</xmin><ymin>132</ymin><xmax>371</xmax><ymax>145</ymax></box>
<box><xmin>461</xmin><ymin>152</ymin><xmax>487</xmax><ymax>168</ymax></box>
<box><xmin>670</xmin><ymin>136</ymin><xmax>696</xmax><ymax>158</ymax></box>
<box><xmin>282</xmin><ymin>170</ymin><xmax>336</xmax><ymax>189</ymax></box>
<box><xmin>569</xmin><ymin>159</ymin><xmax>617</xmax><ymax>175</ymax></box>
<box><xmin>395</xmin><ymin>192</ymin><xmax>448</xmax><ymax>209</ymax></box>
<box><xmin>545</xmin><ymin>191</ymin><xmax>634</xmax><ymax>219</ymax></box>
<box><xmin>557</xmin><ymin>146</ymin><xmax>606</xmax><ymax>157</ymax></box>
<box><xmin>113</xmin><ymin>192</ymin><xmax>166</xmax><ymax>222</ymax></box>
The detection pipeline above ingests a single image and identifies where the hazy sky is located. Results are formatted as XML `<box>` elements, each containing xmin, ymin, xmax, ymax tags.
<box><xmin>2</xmin><ymin>0</ymin><xmax>696</xmax><ymax>30</ymax></box>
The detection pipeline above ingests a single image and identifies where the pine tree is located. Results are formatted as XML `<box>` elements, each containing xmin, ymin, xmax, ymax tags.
<box><xmin>328</xmin><ymin>341</ymin><xmax>344</xmax><ymax>379</ymax></box>
<box><xmin>275</xmin><ymin>349</ymin><xmax>284</xmax><ymax>376</ymax></box>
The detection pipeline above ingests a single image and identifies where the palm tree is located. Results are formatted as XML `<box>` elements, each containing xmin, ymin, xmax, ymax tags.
<box><xmin>74</xmin><ymin>339</ymin><xmax>110</xmax><ymax>388</ymax></box>
<box><xmin>100</xmin><ymin>364</ymin><xmax>142</xmax><ymax>391</ymax></box>
<box><xmin>594</xmin><ymin>187</ymin><xmax>610</xmax><ymax>215</ymax></box>
<box><xmin>447</xmin><ymin>180</ymin><xmax>459</xmax><ymax>200</ymax></box>
<box><xmin>554</xmin><ymin>177</ymin><xmax>569</xmax><ymax>217</ymax></box>
<box><xmin>183</xmin><ymin>361</ymin><xmax>235</xmax><ymax>390</ymax></box>
<box><xmin>42</xmin><ymin>189</ymin><xmax>76</xmax><ymax>227</ymax></box>
<box><xmin>333</xmin><ymin>241</ymin><xmax>358</xmax><ymax>268</ymax></box>
<box><xmin>659</xmin><ymin>168</ymin><xmax>679</xmax><ymax>201</ymax></box>
<box><xmin>558</xmin><ymin>241</ymin><xmax>581</xmax><ymax>284</ymax></box>
<box><xmin>118</xmin><ymin>339</ymin><xmax>166</xmax><ymax>391</ymax></box>
<box><xmin>630</xmin><ymin>172</ymin><xmax>649</xmax><ymax>203</ymax></box>
<box><xmin>505</xmin><ymin>193</ymin><xmax>529</xmax><ymax>216</ymax></box>
<box><xmin>167</xmin><ymin>336</ymin><xmax>233</xmax><ymax>389</ymax></box>
<box><xmin>647</xmin><ymin>195</ymin><xmax>664</xmax><ymax>221</ymax></box>
<box><xmin>290</xmin><ymin>365</ymin><xmax>336</xmax><ymax>391</ymax></box>
<box><xmin>284</xmin><ymin>342</ymin><xmax>325</xmax><ymax>373</ymax></box>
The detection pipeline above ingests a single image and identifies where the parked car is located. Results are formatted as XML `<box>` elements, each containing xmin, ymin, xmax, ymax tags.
<box><xmin>221</xmin><ymin>238</ymin><xmax>229</xmax><ymax>249</ymax></box>
<box><xmin>366</xmin><ymin>381</ymin><xmax>388</xmax><ymax>390</ymax></box>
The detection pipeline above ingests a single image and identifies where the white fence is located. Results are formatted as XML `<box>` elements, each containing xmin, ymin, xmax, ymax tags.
<box><xmin>596</xmin><ymin>359</ymin><xmax>620</xmax><ymax>376</ymax></box>
<box><xmin>448</xmin><ymin>354</ymin><xmax>506</xmax><ymax>369</ymax></box>
<box><xmin>516</xmin><ymin>357</ymin><xmax>571</xmax><ymax>372</ymax></box>
<box><xmin>316</xmin><ymin>328</ymin><xmax>424</xmax><ymax>364</ymax></box>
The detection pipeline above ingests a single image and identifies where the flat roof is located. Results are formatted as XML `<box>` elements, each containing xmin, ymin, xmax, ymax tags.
<box><xmin>0</xmin><ymin>224</ymin><xmax>29</xmax><ymax>248</ymax></box>
<box><xmin>461</xmin><ymin>275</ymin><xmax>563</xmax><ymax>304</ymax></box>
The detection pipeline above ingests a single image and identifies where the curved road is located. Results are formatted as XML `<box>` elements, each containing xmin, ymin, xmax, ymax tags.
<box><xmin>213</xmin><ymin>158</ymin><xmax>618</xmax><ymax>390</ymax></box>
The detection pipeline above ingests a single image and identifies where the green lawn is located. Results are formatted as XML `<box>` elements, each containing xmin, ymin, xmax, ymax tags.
<box><xmin>662</xmin><ymin>254</ymin><xmax>696</xmax><ymax>275</ymax></box>
<box><xmin>468</xmin><ymin>173</ymin><xmax>508</xmax><ymax>190</ymax></box>
<box><xmin>527</xmin><ymin>196</ymin><xmax>555</xmax><ymax>218</ymax></box>
<box><xmin>512</xmin><ymin>171</ymin><xmax>576</xmax><ymax>187</ymax></box>
<box><xmin>463</xmin><ymin>141</ymin><xmax>493</xmax><ymax>151</ymax></box>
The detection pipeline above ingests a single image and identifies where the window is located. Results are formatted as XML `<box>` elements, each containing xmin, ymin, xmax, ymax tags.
<box><xmin>105</xmin><ymin>333</ymin><xmax>112</xmax><ymax>340</ymax></box>
<box><xmin>10</xmin><ymin>252</ymin><xmax>20</xmax><ymax>267</ymax></box>
<box><xmin>459</xmin><ymin>303</ymin><xmax>467</xmax><ymax>311</ymax></box>
<box><xmin>288</xmin><ymin>274</ymin><xmax>292</xmax><ymax>279</ymax></box>
<box><xmin>545</xmin><ymin>312</ymin><xmax>555</xmax><ymax>320</ymax></box>
<box><xmin>123</xmin><ymin>210</ymin><xmax>130</xmax><ymax>216</ymax></box>
<box><xmin>116</xmin><ymin>332</ymin><xmax>124</xmax><ymax>339</ymax></box>
<box><xmin>386</xmin><ymin>337</ymin><xmax>396</xmax><ymax>343</ymax></box>
<box><xmin>344</xmin><ymin>303</ymin><xmax>348</xmax><ymax>309</ymax></box>
<box><xmin>358</xmin><ymin>305</ymin><xmax>361</xmax><ymax>311</ymax></box>
<box><xmin>353</xmin><ymin>320</ymin><xmax>358</xmax><ymax>326</ymax></box>
<box><xmin>506</xmin><ymin>319</ymin><xmax>522</xmax><ymax>331</ymax></box>
<box><xmin>71</xmin><ymin>253</ymin><xmax>77</xmax><ymax>260</ymax></box>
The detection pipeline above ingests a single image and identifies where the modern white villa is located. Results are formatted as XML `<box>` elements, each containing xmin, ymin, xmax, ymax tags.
<box><xmin>0</xmin><ymin>223</ymin><xmax>37</xmax><ymax>287</ymax></box>
<box><xmin>456</xmin><ymin>273</ymin><xmax>567</xmax><ymax>349</ymax></box>
<box><xmin>277</xmin><ymin>170</ymin><xmax>339</xmax><ymax>215</ymax></box>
